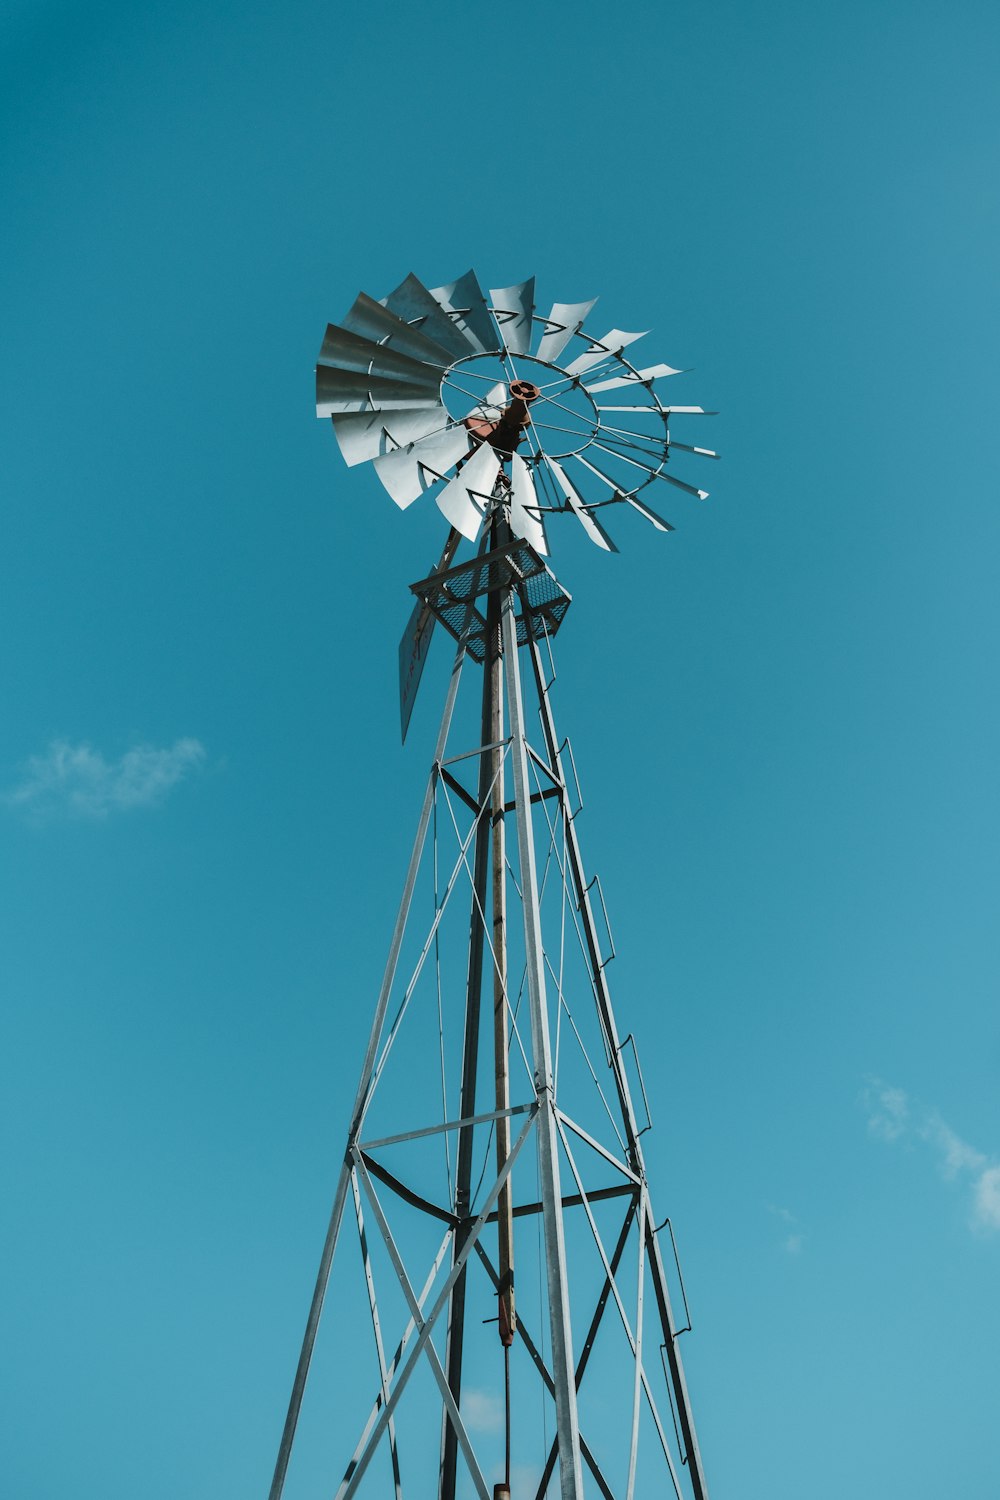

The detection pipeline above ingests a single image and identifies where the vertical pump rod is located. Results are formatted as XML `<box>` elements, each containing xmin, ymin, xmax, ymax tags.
<box><xmin>439</xmin><ymin>516</ymin><xmax>505</xmax><ymax>1500</ymax></box>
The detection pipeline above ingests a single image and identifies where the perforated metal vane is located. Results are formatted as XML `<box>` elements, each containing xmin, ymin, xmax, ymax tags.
<box><xmin>316</xmin><ymin>270</ymin><xmax>718</xmax><ymax>556</ymax></box>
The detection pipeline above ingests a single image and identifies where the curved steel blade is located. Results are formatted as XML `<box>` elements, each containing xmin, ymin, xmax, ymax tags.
<box><xmin>435</xmin><ymin>439</ymin><xmax>499</xmax><ymax>541</ymax></box>
<box><xmin>508</xmin><ymin>453</ymin><xmax>548</xmax><ymax>555</ymax></box>
<box><xmin>382</xmin><ymin>273</ymin><xmax>475</xmax><ymax>362</ymax></box>
<box><xmin>489</xmin><ymin>278</ymin><xmax>535</xmax><ymax>356</ymax></box>
<box><xmin>373</xmin><ymin>426</ymin><xmax>472</xmax><ymax>509</ymax></box>
<box><xmin>625</xmin><ymin>493</ymin><xmax>675</xmax><ymax>532</ymax></box>
<box><xmin>429</xmin><ymin>269</ymin><xmax>500</xmax><ymax>354</ymax></box>
<box><xmin>595</xmin><ymin>404</ymin><xmax>715</xmax><ymax>415</ymax></box>
<box><xmin>657</xmin><ymin>471</ymin><xmax>710</xmax><ymax>500</ymax></box>
<box><xmin>316</xmin><ymin>365</ymin><xmax>440</xmax><ymax>416</ymax></box>
<box><xmin>341</xmin><ymin>292</ymin><xmax>457</xmax><ymax>368</ymax></box>
<box><xmin>564</xmin><ymin>329</ymin><xmax>648</xmax><ymax>379</ymax></box>
<box><xmin>591</xmin><ymin>437</ymin><xmax>668</xmax><ymax>476</ymax></box>
<box><xmin>331</xmin><ymin>406</ymin><xmax>451</xmax><ymax>466</ymax></box>
<box><xmin>576</xmin><ymin>449</ymin><xmax>699</xmax><ymax>507</ymax></box>
<box><xmin>584</xmin><ymin>363</ymin><xmax>685</xmax><ymax>394</ymax></box>
<box><xmin>544</xmin><ymin>455</ymin><xmax>618</xmax><ymax>553</ymax></box>
<box><xmin>593</xmin><ymin>436</ymin><xmax>710</xmax><ymax>499</ymax></box>
<box><xmin>534</xmin><ymin>299</ymin><xmax>598</xmax><ymax>364</ymax></box>
<box><xmin>318</xmin><ymin>324</ymin><xmax>446</xmax><ymax>386</ymax></box>
<box><xmin>570</xmin><ymin>451</ymin><xmax>622</xmax><ymax>492</ymax></box>
<box><xmin>473</xmin><ymin>381</ymin><xmax>507</xmax><ymax>419</ymax></box>
<box><xmin>668</xmin><ymin>440</ymin><xmax>720</xmax><ymax>459</ymax></box>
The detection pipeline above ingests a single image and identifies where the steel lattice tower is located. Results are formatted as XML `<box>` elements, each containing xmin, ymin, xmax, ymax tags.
<box><xmin>268</xmin><ymin>271</ymin><xmax>717</xmax><ymax>1500</ymax></box>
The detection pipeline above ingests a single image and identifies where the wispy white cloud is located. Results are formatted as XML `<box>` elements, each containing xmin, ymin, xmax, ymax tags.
<box><xmin>863</xmin><ymin>1077</ymin><xmax>1000</xmax><ymax>1235</ymax></box>
<box><xmin>509</xmin><ymin>1464</ymin><xmax>543</xmax><ymax>1500</ymax></box>
<box><xmin>6</xmin><ymin>737</ymin><xmax>206</xmax><ymax>820</ymax></box>
<box><xmin>461</xmin><ymin>1387</ymin><xmax>504</xmax><ymax>1434</ymax></box>
<box><xmin>768</xmin><ymin>1203</ymin><xmax>805</xmax><ymax>1255</ymax></box>
<box><xmin>920</xmin><ymin>1111</ymin><xmax>987</xmax><ymax>1179</ymax></box>
<box><xmin>865</xmin><ymin>1080</ymin><xmax>910</xmax><ymax>1142</ymax></box>
<box><xmin>973</xmin><ymin>1166</ymin><xmax>1000</xmax><ymax>1232</ymax></box>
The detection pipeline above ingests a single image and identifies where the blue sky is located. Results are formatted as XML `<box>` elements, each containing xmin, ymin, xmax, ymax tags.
<box><xmin>3</xmin><ymin>0</ymin><xmax>999</xmax><ymax>1496</ymax></box>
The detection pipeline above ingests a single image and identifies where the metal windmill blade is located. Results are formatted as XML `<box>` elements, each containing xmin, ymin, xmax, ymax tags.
<box><xmin>428</xmin><ymin>269</ymin><xmax>500</xmax><ymax>353</ymax></box>
<box><xmin>489</xmin><ymin>278</ymin><xmax>535</xmax><ymax>356</ymax></box>
<box><xmin>534</xmin><ymin>298</ymin><xmax>599</xmax><ymax>364</ymax></box>
<box><xmin>316</xmin><ymin>270</ymin><xmax>716</xmax><ymax>552</ymax></box>
<box><xmin>313</xmin><ymin>272</ymin><xmax>718</xmax><ymax>726</ymax></box>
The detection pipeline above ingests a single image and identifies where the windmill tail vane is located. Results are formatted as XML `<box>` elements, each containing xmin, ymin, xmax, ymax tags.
<box><xmin>267</xmin><ymin>270</ymin><xmax>717</xmax><ymax>1500</ymax></box>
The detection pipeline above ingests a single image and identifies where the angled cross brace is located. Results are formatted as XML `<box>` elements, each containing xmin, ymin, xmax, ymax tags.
<box><xmin>351</xmin><ymin>1173</ymin><xmax>403</xmax><ymax>1500</ymax></box>
<box><xmin>555</xmin><ymin>1119</ymin><xmax>685</xmax><ymax>1498</ymax></box>
<box><xmin>353</xmin><ymin>1153</ymin><xmax>492</xmax><ymax>1500</ymax></box>
<box><xmin>367</xmin><ymin>773</ymin><xmax>501</xmax><ymax>1109</ymax></box>
<box><xmin>526</xmin><ymin>1194</ymin><xmax>641</xmax><ymax>1500</ymax></box>
<box><xmin>337</xmin><ymin>1230</ymin><xmax>455</xmax><ymax>1495</ymax></box>
<box><xmin>333</xmin><ymin>1107</ymin><xmax>538</xmax><ymax>1500</ymax></box>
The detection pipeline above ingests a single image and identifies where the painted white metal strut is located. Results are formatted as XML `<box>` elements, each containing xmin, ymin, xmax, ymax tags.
<box><xmin>500</xmin><ymin>581</ymin><xmax>585</xmax><ymax>1500</ymax></box>
<box><xmin>524</xmin><ymin>628</ymin><xmax>711</xmax><ymax>1500</ymax></box>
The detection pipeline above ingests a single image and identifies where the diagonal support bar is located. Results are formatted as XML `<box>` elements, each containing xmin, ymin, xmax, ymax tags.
<box><xmin>530</xmin><ymin>1194</ymin><xmax>641</xmax><ymax>1500</ymax></box>
<box><xmin>556</xmin><ymin>1118</ymin><xmax>685</xmax><ymax>1499</ymax></box>
<box><xmin>351</xmin><ymin>1171</ymin><xmax>403</xmax><ymax>1500</ymax></box>
<box><xmin>353</xmin><ymin>1155</ymin><xmax>491</xmax><ymax>1500</ymax></box>
<box><xmin>267</xmin><ymin>634</ymin><xmax>470</xmax><ymax>1500</ymax></box>
<box><xmin>333</xmin><ymin>1106</ymin><xmax>537</xmax><ymax>1500</ymax></box>
<box><xmin>338</xmin><ymin>1230</ymin><xmax>454</xmax><ymax>1496</ymax></box>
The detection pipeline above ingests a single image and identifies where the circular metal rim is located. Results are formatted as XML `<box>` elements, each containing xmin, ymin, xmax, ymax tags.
<box><xmin>439</xmin><ymin>344</ymin><xmax>671</xmax><ymax>493</ymax></box>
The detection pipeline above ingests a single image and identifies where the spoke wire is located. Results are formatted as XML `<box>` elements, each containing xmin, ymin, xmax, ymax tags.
<box><xmin>530</xmin><ymin>769</ymin><xmax>629</xmax><ymax>1157</ymax></box>
<box><xmin>368</xmin><ymin>782</ymin><xmax>490</xmax><ymax>1097</ymax></box>
<box><xmin>553</xmin><ymin>805</ymin><xmax>568</xmax><ymax>1095</ymax></box>
<box><xmin>437</xmin><ymin>750</ymin><xmax>539</xmax><ymax>1214</ymax></box>
<box><xmin>533</xmin><ymin>414</ymin><xmax>670</xmax><ymax>469</ymax></box>
<box><xmin>592</xmin><ymin>437</ymin><xmax>666</xmax><ymax>477</ymax></box>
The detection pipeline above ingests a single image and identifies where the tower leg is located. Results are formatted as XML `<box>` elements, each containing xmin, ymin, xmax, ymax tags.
<box><xmin>501</xmin><ymin>588</ymin><xmax>584</xmax><ymax>1500</ymax></box>
<box><xmin>268</xmin><ymin>638</ymin><xmax>469</xmax><ymax>1500</ymax></box>
<box><xmin>524</xmin><ymin>628</ymin><xmax>712</xmax><ymax>1500</ymax></box>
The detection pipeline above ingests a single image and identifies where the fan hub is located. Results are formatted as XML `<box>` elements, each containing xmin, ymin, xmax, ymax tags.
<box><xmin>442</xmin><ymin>353</ymin><xmax>601</xmax><ymax>459</ymax></box>
<box><xmin>464</xmin><ymin>379</ymin><xmax>541</xmax><ymax>456</ymax></box>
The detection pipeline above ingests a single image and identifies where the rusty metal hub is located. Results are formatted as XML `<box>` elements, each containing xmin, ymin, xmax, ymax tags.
<box><xmin>463</xmin><ymin>379</ymin><xmax>541</xmax><ymax>457</ymax></box>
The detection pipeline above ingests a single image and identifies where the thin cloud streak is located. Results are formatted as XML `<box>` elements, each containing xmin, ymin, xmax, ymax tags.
<box><xmin>6</xmin><ymin>737</ymin><xmax>206</xmax><ymax>820</ymax></box>
<box><xmin>768</xmin><ymin>1203</ymin><xmax>805</xmax><ymax>1255</ymax></box>
<box><xmin>864</xmin><ymin>1078</ymin><xmax>1000</xmax><ymax>1233</ymax></box>
<box><xmin>460</xmin><ymin>1387</ymin><xmax>503</xmax><ymax>1434</ymax></box>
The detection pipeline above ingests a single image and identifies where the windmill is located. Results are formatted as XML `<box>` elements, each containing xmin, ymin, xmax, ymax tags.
<box><xmin>269</xmin><ymin>271</ymin><xmax>718</xmax><ymax>1500</ymax></box>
